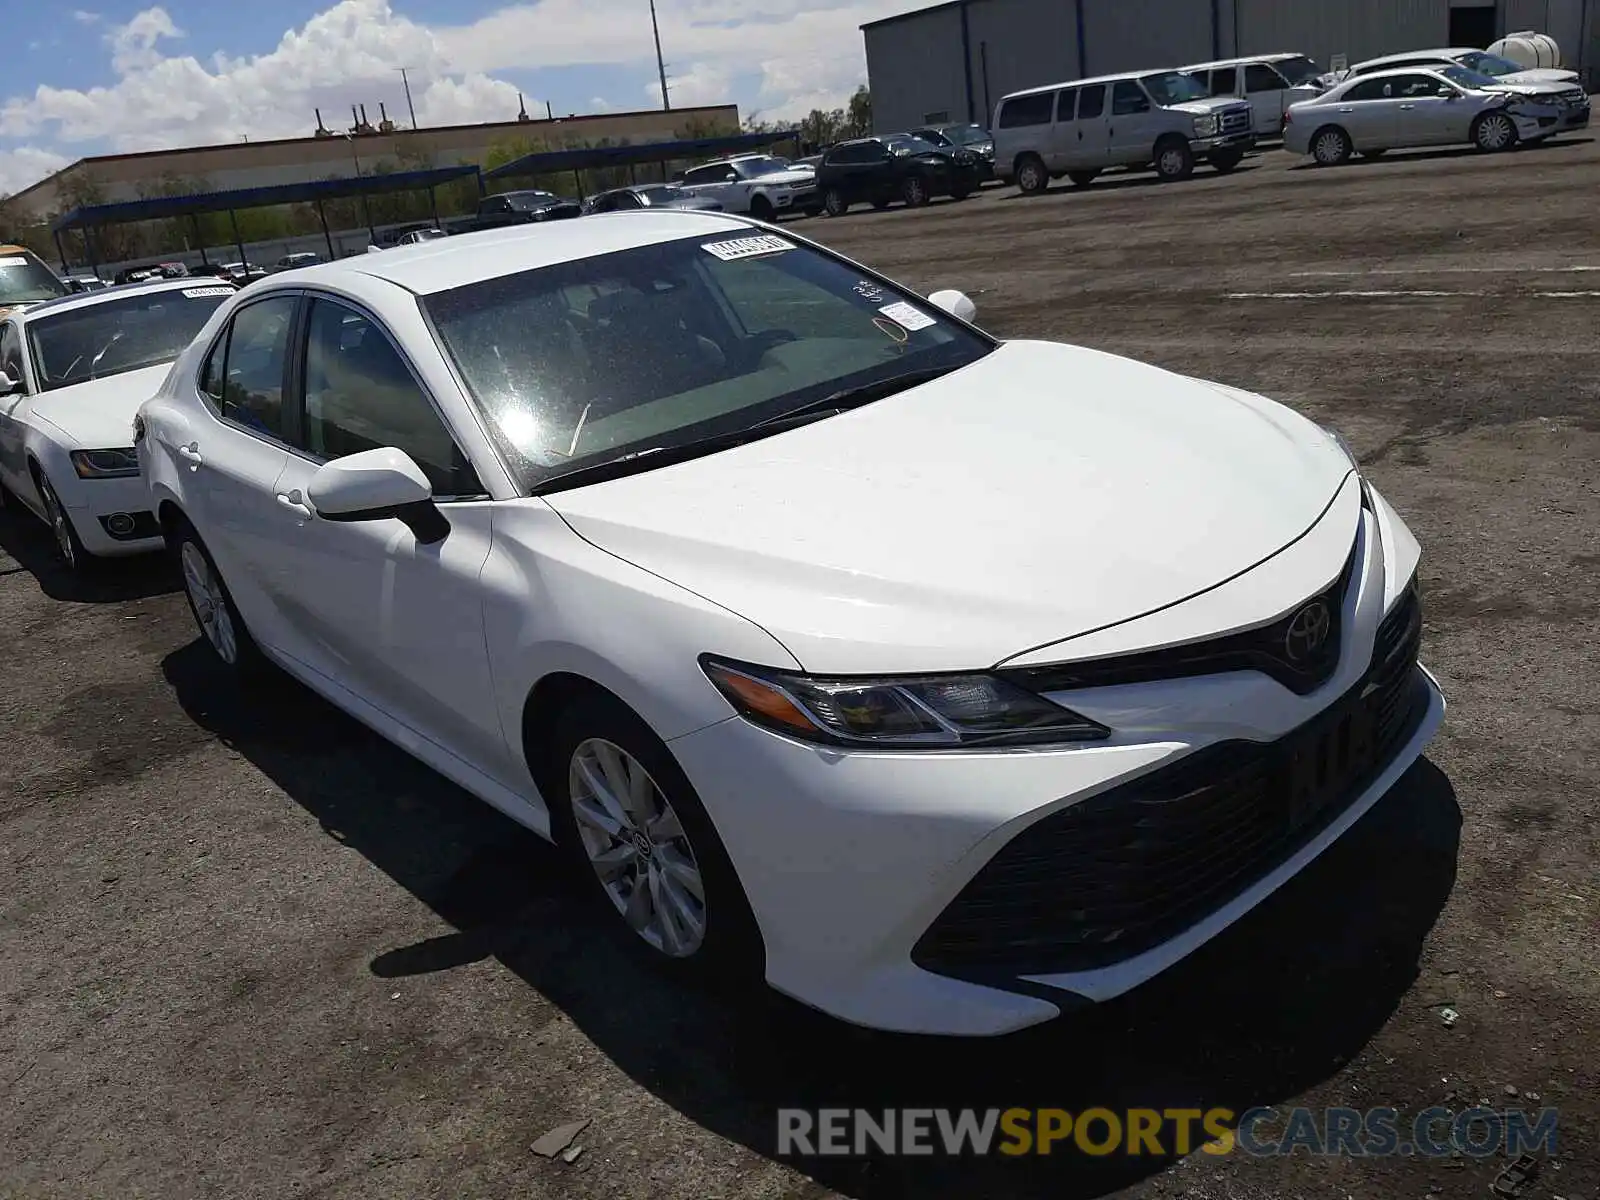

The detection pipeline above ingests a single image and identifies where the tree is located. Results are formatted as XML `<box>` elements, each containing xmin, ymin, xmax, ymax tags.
<box><xmin>846</xmin><ymin>85</ymin><xmax>872</xmax><ymax>137</ymax></box>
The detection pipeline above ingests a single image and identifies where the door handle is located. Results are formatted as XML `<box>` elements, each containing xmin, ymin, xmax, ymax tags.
<box><xmin>1399</xmin><ymin>104</ymin><xmax>1415</xmax><ymax>110</ymax></box>
<box><xmin>177</xmin><ymin>442</ymin><xmax>202</xmax><ymax>466</ymax></box>
<box><xmin>276</xmin><ymin>492</ymin><xmax>313</xmax><ymax>519</ymax></box>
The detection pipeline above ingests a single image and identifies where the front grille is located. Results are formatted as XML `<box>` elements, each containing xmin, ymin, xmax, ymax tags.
<box><xmin>1000</xmin><ymin>536</ymin><xmax>1359</xmax><ymax>698</ymax></box>
<box><xmin>913</xmin><ymin>586</ymin><xmax>1427</xmax><ymax>980</ymax></box>
<box><xmin>1220</xmin><ymin>107</ymin><xmax>1252</xmax><ymax>135</ymax></box>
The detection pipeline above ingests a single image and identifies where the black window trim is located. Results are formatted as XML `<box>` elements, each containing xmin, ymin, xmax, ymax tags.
<box><xmin>288</xmin><ymin>288</ymin><xmax>491</xmax><ymax>502</ymax></box>
<box><xmin>1</xmin><ymin>318</ymin><xmax>34</xmax><ymax>395</ymax></box>
<box><xmin>193</xmin><ymin>290</ymin><xmax>307</xmax><ymax>457</ymax></box>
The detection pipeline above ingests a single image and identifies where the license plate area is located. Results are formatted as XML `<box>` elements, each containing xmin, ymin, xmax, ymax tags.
<box><xmin>1281</xmin><ymin>690</ymin><xmax>1377</xmax><ymax>831</ymax></box>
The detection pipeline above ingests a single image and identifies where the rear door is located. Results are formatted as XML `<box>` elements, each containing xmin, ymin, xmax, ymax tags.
<box><xmin>1331</xmin><ymin>77</ymin><xmax>1404</xmax><ymax>149</ymax></box>
<box><xmin>1072</xmin><ymin>84</ymin><xmax>1110</xmax><ymax>165</ymax></box>
<box><xmin>1244</xmin><ymin>62</ymin><xmax>1293</xmax><ymax>135</ymax></box>
<box><xmin>1048</xmin><ymin>87</ymin><xmax>1080</xmax><ymax>169</ymax></box>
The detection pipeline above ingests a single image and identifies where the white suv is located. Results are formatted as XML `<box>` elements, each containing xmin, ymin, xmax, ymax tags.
<box><xmin>1180</xmin><ymin>53</ymin><xmax>1327</xmax><ymax>137</ymax></box>
<box><xmin>676</xmin><ymin>154</ymin><xmax>819</xmax><ymax>220</ymax></box>
<box><xmin>994</xmin><ymin>70</ymin><xmax>1256</xmax><ymax>193</ymax></box>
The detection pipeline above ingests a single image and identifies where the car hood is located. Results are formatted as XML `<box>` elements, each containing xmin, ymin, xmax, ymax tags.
<box><xmin>1169</xmin><ymin>97</ymin><xmax>1251</xmax><ymax>116</ymax></box>
<box><xmin>1496</xmin><ymin>68</ymin><xmax>1581</xmax><ymax>84</ymax></box>
<box><xmin>26</xmin><ymin>362</ymin><xmax>172</xmax><ymax>448</ymax></box>
<box><xmin>545</xmin><ymin>340</ymin><xmax>1354</xmax><ymax>674</ymax></box>
<box><xmin>1491</xmin><ymin>78</ymin><xmax>1579</xmax><ymax>96</ymax></box>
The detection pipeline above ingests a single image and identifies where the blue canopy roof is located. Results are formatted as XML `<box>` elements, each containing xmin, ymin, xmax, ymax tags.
<box><xmin>50</xmin><ymin>164</ymin><xmax>482</xmax><ymax>233</ymax></box>
<box><xmin>485</xmin><ymin>130</ymin><xmax>801</xmax><ymax>180</ymax></box>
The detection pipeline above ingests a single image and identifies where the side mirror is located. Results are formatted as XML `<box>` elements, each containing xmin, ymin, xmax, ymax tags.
<box><xmin>927</xmin><ymin>289</ymin><xmax>978</xmax><ymax>323</ymax></box>
<box><xmin>307</xmin><ymin>447</ymin><xmax>449</xmax><ymax>544</ymax></box>
<box><xmin>1440</xmin><ymin>88</ymin><xmax>1459</xmax><ymax>99</ymax></box>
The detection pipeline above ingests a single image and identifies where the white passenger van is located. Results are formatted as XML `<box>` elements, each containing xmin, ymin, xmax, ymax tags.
<box><xmin>1179</xmin><ymin>53</ymin><xmax>1327</xmax><ymax>136</ymax></box>
<box><xmin>992</xmin><ymin>69</ymin><xmax>1256</xmax><ymax>193</ymax></box>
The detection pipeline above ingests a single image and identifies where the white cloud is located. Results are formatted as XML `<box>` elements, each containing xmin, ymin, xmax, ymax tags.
<box><xmin>72</xmin><ymin>9</ymin><xmax>102</xmax><ymax>23</ymax></box>
<box><xmin>0</xmin><ymin>146</ymin><xmax>71</xmax><ymax>196</ymax></box>
<box><xmin>0</xmin><ymin>0</ymin><xmax>893</xmax><ymax>195</ymax></box>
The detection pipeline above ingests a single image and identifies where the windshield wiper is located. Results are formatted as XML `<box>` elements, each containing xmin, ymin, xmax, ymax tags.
<box><xmin>530</xmin><ymin>365</ymin><xmax>962</xmax><ymax>496</ymax></box>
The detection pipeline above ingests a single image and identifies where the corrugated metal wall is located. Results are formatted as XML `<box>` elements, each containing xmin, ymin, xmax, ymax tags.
<box><xmin>865</xmin><ymin>6</ymin><xmax>970</xmax><ymax>133</ymax></box>
<box><xmin>1233</xmin><ymin>0</ymin><xmax>1446</xmax><ymax>67</ymax></box>
<box><xmin>966</xmin><ymin>0</ymin><xmax>1080</xmax><ymax>125</ymax></box>
<box><xmin>1083</xmin><ymin>0</ymin><xmax>1216</xmax><ymax>74</ymax></box>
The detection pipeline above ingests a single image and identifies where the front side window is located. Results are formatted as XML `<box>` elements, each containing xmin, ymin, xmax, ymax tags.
<box><xmin>421</xmin><ymin>234</ymin><xmax>995</xmax><ymax>492</ymax></box>
<box><xmin>299</xmin><ymin>299</ymin><xmax>480</xmax><ymax>496</ymax></box>
<box><xmin>25</xmin><ymin>286</ymin><xmax>235</xmax><ymax>392</ymax></box>
<box><xmin>1112</xmin><ymin>81</ymin><xmax>1152</xmax><ymax>114</ymax></box>
<box><xmin>1206</xmin><ymin>68</ymin><xmax>1239</xmax><ymax>96</ymax></box>
<box><xmin>0</xmin><ymin>249</ymin><xmax>70</xmax><ymax>307</ymax></box>
<box><xmin>216</xmin><ymin>295</ymin><xmax>297</xmax><ymax>438</ymax></box>
<box><xmin>1393</xmin><ymin>73</ymin><xmax>1447</xmax><ymax>98</ymax></box>
<box><xmin>997</xmin><ymin>92</ymin><xmax>1054</xmax><ymax>128</ymax></box>
<box><xmin>1139</xmin><ymin>72</ymin><xmax>1209</xmax><ymax>106</ymax></box>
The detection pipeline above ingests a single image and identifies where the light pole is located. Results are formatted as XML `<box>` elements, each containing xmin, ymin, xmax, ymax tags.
<box><xmin>397</xmin><ymin>67</ymin><xmax>419</xmax><ymax>129</ymax></box>
<box><xmin>649</xmin><ymin>0</ymin><xmax>670</xmax><ymax>110</ymax></box>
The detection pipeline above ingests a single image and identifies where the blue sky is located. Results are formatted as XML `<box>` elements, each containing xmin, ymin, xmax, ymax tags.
<box><xmin>0</xmin><ymin>0</ymin><xmax>909</xmax><ymax>194</ymax></box>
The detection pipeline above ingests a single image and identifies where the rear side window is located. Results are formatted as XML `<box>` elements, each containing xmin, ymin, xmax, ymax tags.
<box><xmin>1344</xmin><ymin>78</ymin><xmax>1394</xmax><ymax>101</ymax></box>
<box><xmin>1055</xmin><ymin>88</ymin><xmax>1079</xmax><ymax>121</ymax></box>
<box><xmin>1208</xmin><ymin>68</ymin><xmax>1239</xmax><ymax>96</ymax></box>
<box><xmin>1078</xmin><ymin>84</ymin><xmax>1106</xmax><ymax>119</ymax></box>
<box><xmin>1112</xmin><ymin>81</ymin><xmax>1151</xmax><ymax>115</ymax></box>
<box><xmin>997</xmin><ymin>92</ymin><xmax>1054</xmax><ymax>128</ymax></box>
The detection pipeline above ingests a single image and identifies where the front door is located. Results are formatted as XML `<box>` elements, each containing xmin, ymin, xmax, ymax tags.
<box><xmin>1331</xmin><ymin>77</ymin><xmax>1405</xmax><ymax>150</ymax></box>
<box><xmin>1107</xmin><ymin>80</ymin><xmax>1163</xmax><ymax>164</ymax></box>
<box><xmin>265</xmin><ymin>294</ymin><xmax>510</xmax><ymax>776</ymax></box>
<box><xmin>1396</xmin><ymin>75</ymin><xmax>1474</xmax><ymax>144</ymax></box>
<box><xmin>1244</xmin><ymin>62</ymin><xmax>1293</xmax><ymax>135</ymax></box>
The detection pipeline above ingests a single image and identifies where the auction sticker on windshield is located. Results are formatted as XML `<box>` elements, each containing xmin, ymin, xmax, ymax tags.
<box><xmin>702</xmin><ymin>235</ymin><xmax>793</xmax><ymax>261</ymax></box>
<box><xmin>0</xmin><ymin>256</ymin><xmax>27</xmax><ymax>266</ymax></box>
<box><xmin>182</xmin><ymin>287</ymin><xmax>235</xmax><ymax>298</ymax></box>
<box><xmin>878</xmin><ymin>301</ymin><xmax>937</xmax><ymax>331</ymax></box>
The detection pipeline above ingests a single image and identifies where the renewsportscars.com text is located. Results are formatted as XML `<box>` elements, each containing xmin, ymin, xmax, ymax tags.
<box><xmin>777</xmin><ymin>1106</ymin><xmax>1559</xmax><ymax>1158</ymax></box>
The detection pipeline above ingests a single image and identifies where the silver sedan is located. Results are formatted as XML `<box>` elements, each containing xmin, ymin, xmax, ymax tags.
<box><xmin>1284</xmin><ymin>64</ymin><xmax>1586</xmax><ymax>164</ymax></box>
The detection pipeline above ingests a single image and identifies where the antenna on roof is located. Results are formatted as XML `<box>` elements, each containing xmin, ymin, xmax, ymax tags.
<box><xmin>313</xmin><ymin>107</ymin><xmax>332</xmax><ymax>137</ymax></box>
<box><xmin>517</xmin><ymin>92</ymin><xmax>531</xmax><ymax>122</ymax></box>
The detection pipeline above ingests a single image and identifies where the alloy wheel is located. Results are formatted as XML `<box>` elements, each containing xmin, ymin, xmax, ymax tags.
<box><xmin>1017</xmin><ymin>160</ymin><xmax>1045</xmax><ymax>193</ymax></box>
<box><xmin>1314</xmin><ymin>130</ymin><xmax>1348</xmax><ymax>165</ymax></box>
<box><xmin>1159</xmin><ymin>148</ymin><xmax>1188</xmax><ymax>177</ymax></box>
<box><xmin>1477</xmin><ymin>113</ymin><xmax>1514</xmax><ymax>151</ymax></box>
<box><xmin>904</xmin><ymin>176</ymin><xmax>928</xmax><ymax>205</ymax></box>
<box><xmin>569</xmin><ymin>737</ymin><xmax>707</xmax><ymax>957</ymax></box>
<box><xmin>180</xmin><ymin>540</ymin><xmax>238</xmax><ymax>665</ymax></box>
<box><xmin>39</xmin><ymin>481</ymin><xmax>75</xmax><ymax>569</ymax></box>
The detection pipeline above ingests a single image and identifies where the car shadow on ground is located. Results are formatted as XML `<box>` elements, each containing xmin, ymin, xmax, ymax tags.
<box><xmin>162</xmin><ymin>640</ymin><xmax>1462</xmax><ymax>1200</ymax></box>
<box><xmin>0</xmin><ymin>505</ymin><xmax>178</xmax><ymax>603</ymax></box>
<box><xmin>1288</xmin><ymin>136</ymin><xmax>1595</xmax><ymax>170</ymax></box>
<box><xmin>1000</xmin><ymin>164</ymin><xmax>1262</xmax><ymax>201</ymax></box>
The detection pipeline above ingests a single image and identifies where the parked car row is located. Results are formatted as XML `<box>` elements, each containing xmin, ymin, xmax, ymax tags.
<box><xmin>1</xmin><ymin>210</ymin><xmax>1444</xmax><ymax>1036</ymax></box>
<box><xmin>989</xmin><ymin>42</ymin><xmax>1590</xmax><ymax>191</ymax></box>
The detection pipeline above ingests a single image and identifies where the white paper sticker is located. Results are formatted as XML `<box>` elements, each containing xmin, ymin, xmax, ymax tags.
<box><xmin>0</xmin><ymin>256</ymin><xmax>28</xmax><ymax>266</ymax></box>
<box><xmin>878</xmin><ymin>301</ymin><xmax>937</xmax><ymax>331</ymax></box>
<box><xmin>182</xmin><ymin>286</ymin><xmax>235</xmax><ymax>298</ymax></box>
<box><xmin>701</xmin><ymin>234</ymin><xmax>793</xmax><ymax>261</ymax></box>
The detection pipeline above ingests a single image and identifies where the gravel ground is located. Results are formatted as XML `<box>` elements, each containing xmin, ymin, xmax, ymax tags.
<box><xmin>3</xmin><ymin>135</ymin><xmax>1597</xmax><ymax>1200</ymax></box>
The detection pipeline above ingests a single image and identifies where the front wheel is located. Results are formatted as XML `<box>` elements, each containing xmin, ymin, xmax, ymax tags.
<box><xmin>1014</xmin><ymin>154</ymin><xmax>1049</xmax><ymax>194</ymax></box>
<box><xmin>547</xmin><ymin>692</ymin><xmax>762</xmax><ymax>980</ymax></box>
<box><xmin>1153</xmin><ymin>137</ymin><xmax>1195</xmax><ymax>181</ymax></box>
<box><xmin>822</xmin><ymin>187</ymin><xmax>849</xmax><ymax>217</ymax></box>
<box><xmin>1209</xmin><ymin>149</ymin><xmax>1244</xmax><ymax>174</ymax></box>
<box><xmin>748</xmin><ymin>195</ymin><xmax>775</xmax><ymax>222</ymax></box>
<box><xmin>34</xmin><ymin>472</ymin><xmax>93</xmax><ymax>574</ymax></box>
<box><xmin>1473</xmin><ymin>110</ymin><xmax>1519</xmax><ymax>153</ymax></box>
<box><xmin>901</xmin><ymin>174</ymin><xmax>931</xmax><ymax>207</ymax></box>
<box><xmin>172</xmin><ymin>517</ymin><xmax>266</xmax><ymax>674</ymax></box>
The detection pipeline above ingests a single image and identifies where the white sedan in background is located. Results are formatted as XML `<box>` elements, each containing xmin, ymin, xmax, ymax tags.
<box><xmin>0</xmin><ymin>278</ymin><xmax>236</xmax><ymax>570</ymax></box>
<box><xmin>137</xmin><ymin>215</ymin><xmax>1443</xmax><ymax>1036</ymax></box>
<box><xmin>1286</xmin><ymin>64</ymin><xmax>1580</xmax><ymax>163</ymax></box>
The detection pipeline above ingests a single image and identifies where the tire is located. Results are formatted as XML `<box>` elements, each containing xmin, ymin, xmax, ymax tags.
<box><xmin>545</xmin><ymin>690</ymin><xmax>762</xmax><ymax>982</ymax></box>
<box><xmin>1209</xmin><ymin>149</ymin><xmax>1244</xmax><ymax>174</ymax></box>
<box><xmin>169</xmin><ymin>513</ymin><xmax>267</xmax><ymax>675</ymax></box>
<box><xmin>1311</xmin><ymin>125</ymin><xmax>1353</xmax><ymax>166</ymax></box>
<box><xmin>1473</xmin><ymin>110</ymin><xmax>1518</xmax><ymax>153</ymax></box>
<box><xmin>1154</xmin><ymin>136</ymin><xmax>1195</xmax><ymax>181</ymax></box>
<box><xmin>901</xmin><ymin>174</ymin><xmax>931</xmax><ymax>207</ymax></box>
<box><xmin>822</xmin><ymin>187</ymin><xmax>849</xmax><ymax>217</ymax></box>
<box><xmin>1014</xmin><ymin>154</ymin><xmax>1048</xmax><ymax>195</ymax></box>
<box><xmin>32</xmin><ymin>469</ymin><xmax>94</xmax><ymax>574</ymax></box>
<box><xmin>1067</xmin><ymin>169</ymin><xmax>1100</xmax><ymax>188</ymax></box>
<box><xmin>748</xmin><ymin>194</ymin><xmax>775</xmax><ymax>222</ymax></box>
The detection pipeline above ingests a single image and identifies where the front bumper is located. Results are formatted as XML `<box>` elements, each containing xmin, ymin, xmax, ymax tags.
<box><xmin>668</xmin><ymin>494</ymin><xmax>1443</xmax><ymax>1036</ymax></box>
<box><xmin>1192</xmin><ymin>131</ymin><xmax>1256</xmax><ymax>156</ymax></box>
<box><xmin>60</xmin><ymin>473</ymin><xmax>164</xmax><ymax>556</ymax></box>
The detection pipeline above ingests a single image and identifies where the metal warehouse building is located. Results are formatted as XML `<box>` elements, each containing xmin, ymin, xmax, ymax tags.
<box><xmin>863</xmin><ymin>0</ymin><xmax>1600</xmax><ymax>132</ymax></box>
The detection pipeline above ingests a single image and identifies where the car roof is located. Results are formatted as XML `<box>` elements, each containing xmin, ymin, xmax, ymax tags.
<box><xmin>1352</xmin><ymin>48</ymin><xmax>1470</xmax><ymax>69</ymax></box>
<box><xmin>1002</xmin><ymin>67</ymin><xmax>1191</xmax><ymax>99</ymax></box>
<box><xmin>0</xmin><ymin>243</ymin><xmax>45</xmax><ymax>256</ymax></box>
<box><xmin>1182</xmin><ymin>52</ymin><xmax>1308</xmax><ymax>71</ymax></box>
<box><xmin>275</xmin><ymin>211</ymin><xmax>756</xmax><ymax>296</ymax></box>
<box><xmin>14</xmin><ymin>276</ymin><xmax>232</xmax><ymax>322</ymax></box>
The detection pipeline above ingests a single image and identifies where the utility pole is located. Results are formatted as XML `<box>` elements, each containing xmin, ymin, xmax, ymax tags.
<box><xmin>397</xmin><ymin>67</ymin><xmax>419</xmax><ymax>129</ymax></box>
<box><xmin>648</xmin><ymin>0</ymin><xmax>670</xmax><ymax>110</ymax></box>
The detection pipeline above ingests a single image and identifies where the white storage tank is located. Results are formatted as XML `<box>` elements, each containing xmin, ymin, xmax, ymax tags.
<box><xmin>1489</xmin><ymin>31</ymin><xmax>1562</xmax><ymax>70</ymax></box>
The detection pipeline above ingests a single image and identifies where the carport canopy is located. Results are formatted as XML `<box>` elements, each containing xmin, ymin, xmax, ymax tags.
<box><xmin>484</xmin><ymin>130</ymin><xmax>801</xmax><ymax>182</ymax></box>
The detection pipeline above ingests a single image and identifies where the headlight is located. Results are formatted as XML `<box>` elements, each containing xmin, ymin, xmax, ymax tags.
<box><xmin>700</xmin><ymin>656</ymin><xmax>1110</xmax><ymax>749</ymax></box>
<box><xmin>1193</xmin><ymin>114</ymin><xmax>1219</xmax><ymax>137</ymax></box>
<box><xmin>70</xmin><ymin>447</ymin><xmax>140</xmax><ymax>478</ymax></box>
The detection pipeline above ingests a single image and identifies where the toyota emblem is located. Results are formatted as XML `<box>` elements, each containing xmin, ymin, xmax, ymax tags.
<box><xmin>1284</xmin><ymin>600</ymin><xmax>1333</xmax><ymax>664</ymax></box>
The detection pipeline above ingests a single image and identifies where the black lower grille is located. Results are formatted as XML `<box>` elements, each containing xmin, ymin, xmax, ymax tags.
<box><xmin>913</xmin><ymin>587</ymin><xmax>1428</xmax><ymax>979</ymax></box>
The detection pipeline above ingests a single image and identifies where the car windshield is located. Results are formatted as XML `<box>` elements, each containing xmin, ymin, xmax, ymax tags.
<box><xmin>26</xmin><ymin>286</ymin><xmax>234</xmax><ymax>392</ymax></box>
<box><xmin>887</xmin><ymin>136</ymin><xmax>942</xmax><ymax>156</ymax></box>
<box><xmin>0</xmin><ymin>252</ymin><xmax>71</xmax><ymax>306</ymax></box>
<box><xmin>941</xmin><ymin>124</ymin><xmax>991</xmax><ymax>145</ymax></box>
<box><xmin>1455</xmin><ymin>51</ymin><xmax>1522</xmax><ymax>77</ymax></box>
<box><xmin>1440</xmin><ymin>65</ymin><xmax>1496</xmax><ymax>89</ymax></box>
<box><xmin>731</xmin><ymin>157</ymin><xmax>792</xmax><ymax>179</ymax></box>
<box><xmin>1141</xmin><ymin>71</ymin><xmax>1212</xmax><ymax>105</ymax></box>
<box><xmin>421</xmin><ymin>233</ymin><xmax>994</xmax><ymax>491</ymax></box>
<box><xmin>1274</xmin><ymin>56</ymin><xmax>1322</xmax><ymax>85</ymax></box>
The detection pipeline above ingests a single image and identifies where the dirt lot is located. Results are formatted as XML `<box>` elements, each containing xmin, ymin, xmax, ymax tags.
<box><xmin>3</xmin><ymin>136</ymin><xmax>1598</xmax><ymax>1200</ymax></box>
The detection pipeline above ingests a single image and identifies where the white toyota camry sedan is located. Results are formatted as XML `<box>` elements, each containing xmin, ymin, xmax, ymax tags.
<box><xmin>136</xmin><ymin>214</ymin><xmax>1445</xmax><ymax>1036</ymax></box>
<box><xmin>0</xmin><ymin>277</ymin><xmax>237</xmax><ymax>570</ymax></box>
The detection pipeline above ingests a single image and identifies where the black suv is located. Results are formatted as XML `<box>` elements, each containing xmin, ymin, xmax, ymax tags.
<box><xmin>815</xmin><ymin>135</ymin><xmax>983</xmax><ymax>217</ymax></box>
<box><xmin>908</xmin><ymin>123</ymin><xmax>996</xmax><ymax>180</ymax></box>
